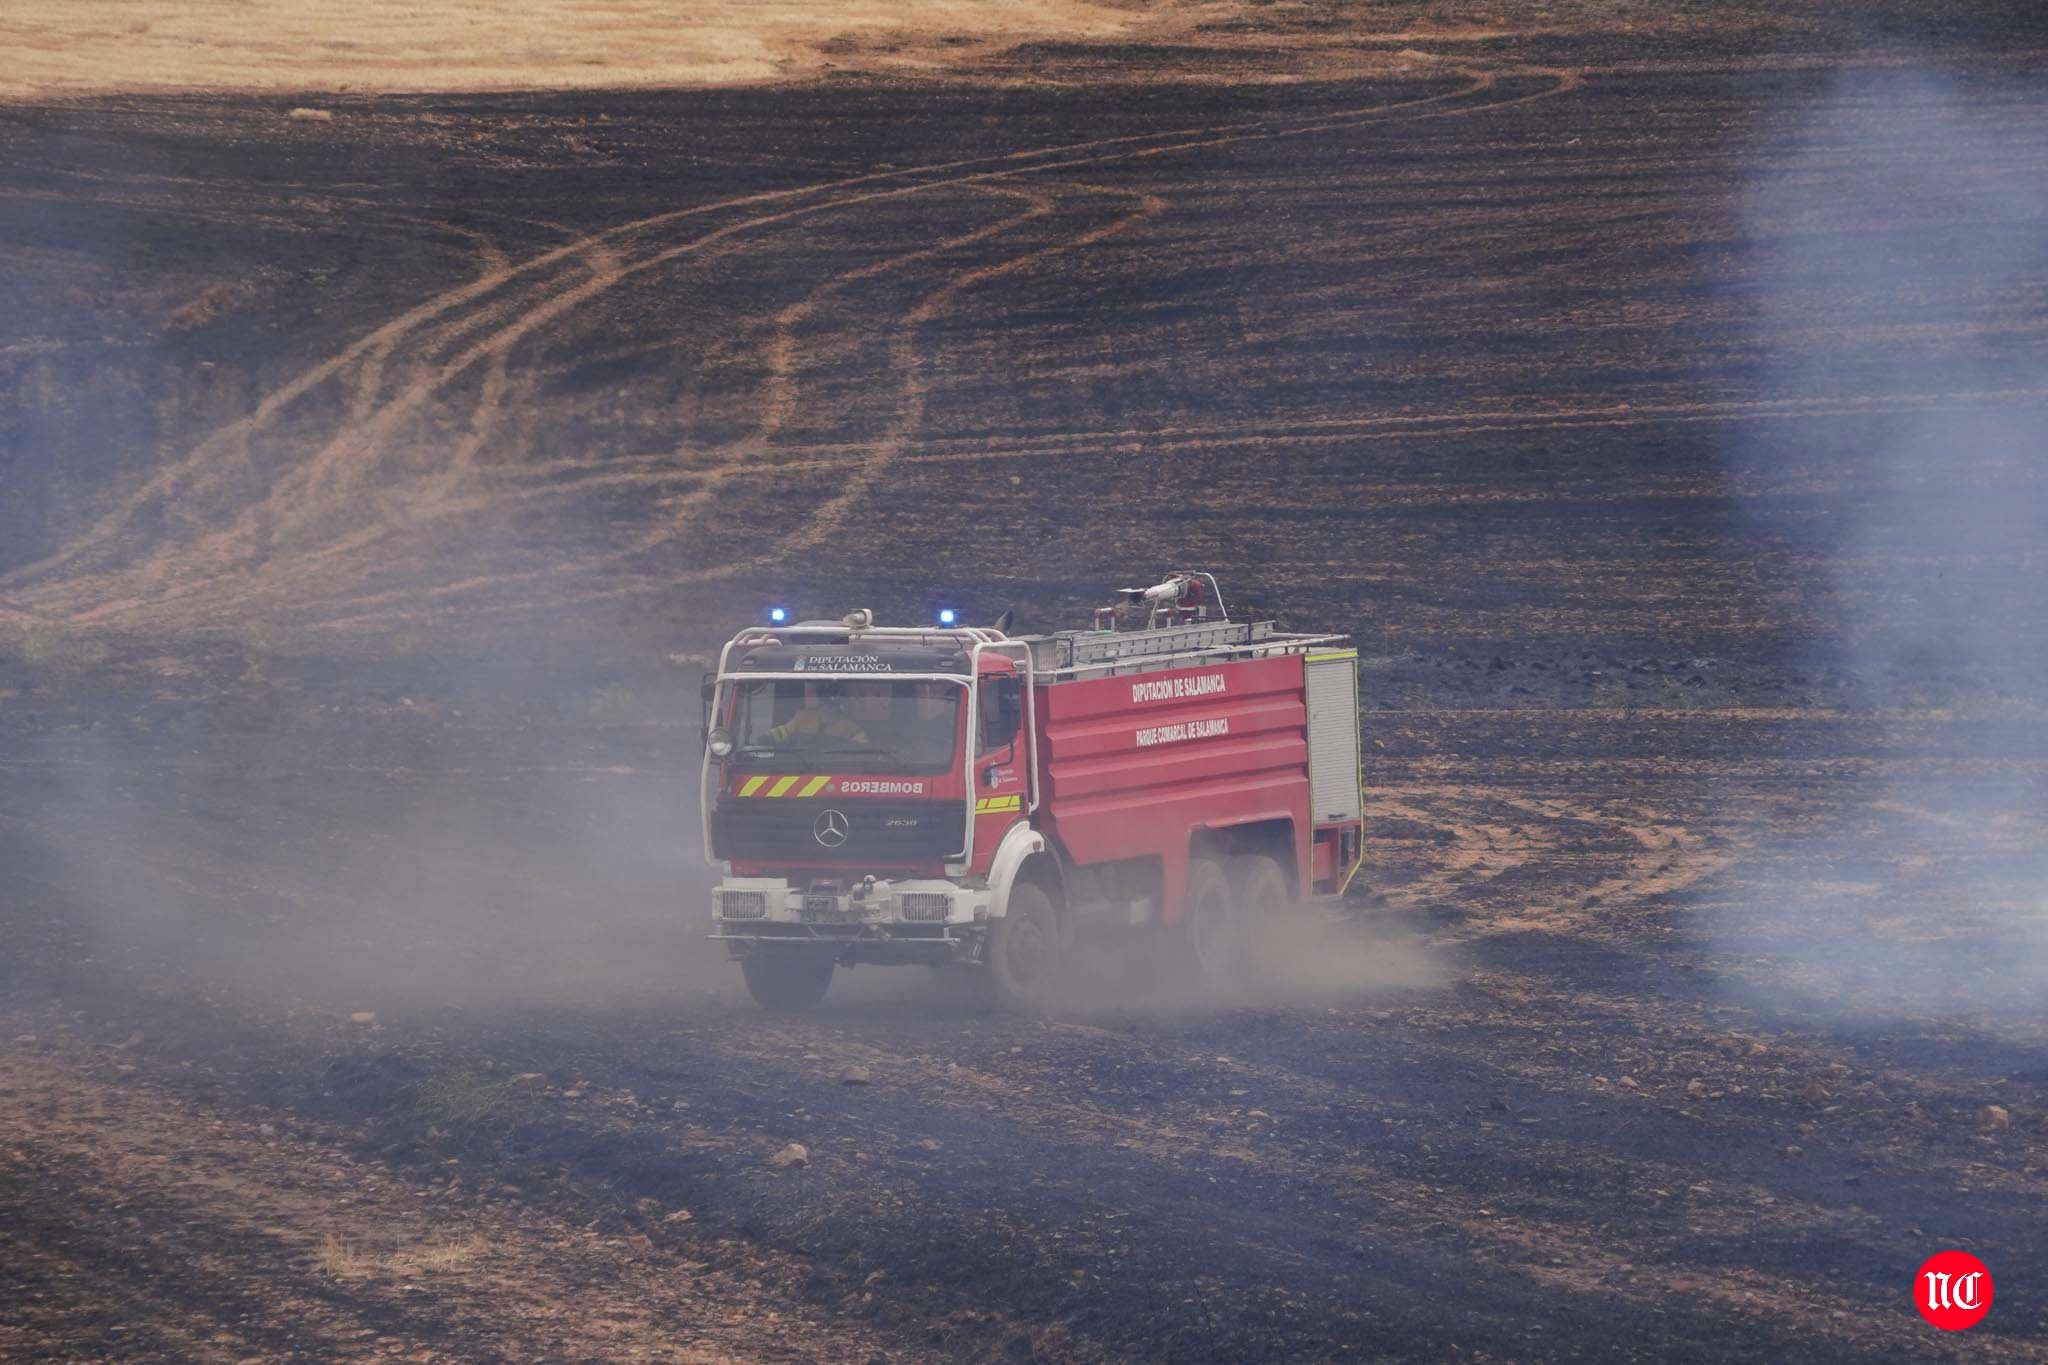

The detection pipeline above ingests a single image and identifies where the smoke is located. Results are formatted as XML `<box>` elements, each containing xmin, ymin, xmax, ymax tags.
<box><xmin>1704</xmin><ymin>64</ymin><xmax>2048</xmax><ymax>1022</ymax></box>
<box><xmin>1</xmin><ymin>652</ymin><xmax>736</xmax><ymax>1018</ymax></box>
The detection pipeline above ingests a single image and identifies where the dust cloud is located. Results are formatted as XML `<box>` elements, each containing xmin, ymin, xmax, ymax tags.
<box><xmin>1707</xmin><ymin>64</ymin><xmax>2048</xmax><ymax>1022</ymax></box>
<box><xmin>7</xmin><ymin>636</ymin><xmax>1433</xmax><ymax>1022</ymax></box>
<box><xmin>1012</xmin><ymin>901</ymin><xmax>1445</xmax><ymax>1017</ymax></box>
<box><xmin>1</xmin><ymin>654</ymin><xmax>734</xmax><ymax>1018</ymax></box>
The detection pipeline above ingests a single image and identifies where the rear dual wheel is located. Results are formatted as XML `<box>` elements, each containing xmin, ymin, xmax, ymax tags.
<box><xmin>1183</xmin><ymin>853</ymin><xmax>1293</xmax><ymax>986</ymax></box>
<box><xmin>1182</xmin><ymin>857</ymin><xmax>1248</xmax><ymax>985</ymax></box>
<box><xmin>1230</xmin><ymin>853</ymin><xmax>1292</xmax><ymax>979</ymax></box>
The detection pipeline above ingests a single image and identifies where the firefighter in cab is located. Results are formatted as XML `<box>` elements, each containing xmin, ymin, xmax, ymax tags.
<box><xmin>764</xmin><ymin>683</ymin><xmax>888</xmax><ymax>750</ymax></box>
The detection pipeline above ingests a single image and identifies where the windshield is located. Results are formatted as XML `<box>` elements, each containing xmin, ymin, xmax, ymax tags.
<box><xmin>725</xmin><ymin>679</ymin><xmax>962</xmax><ymax>775</ymax></box>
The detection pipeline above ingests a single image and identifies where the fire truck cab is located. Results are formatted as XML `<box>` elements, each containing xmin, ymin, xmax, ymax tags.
<box><xmin>702</xmin><ymin>574</ymin><xmax>1364</xmax><ymax>1010</ymax></box>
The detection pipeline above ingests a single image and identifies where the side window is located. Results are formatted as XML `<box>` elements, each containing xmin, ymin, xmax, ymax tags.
<box><xmin>979</xmin><ymin>676</ymin><xmax>1021</xmax><ymax>750</ymax></box>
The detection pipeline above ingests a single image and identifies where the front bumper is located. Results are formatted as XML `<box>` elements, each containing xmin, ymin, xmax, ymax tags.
<box><xmin>709</xmin><ymin>877</ymin><xmax>991</xmax><ymax>964</ymax></box>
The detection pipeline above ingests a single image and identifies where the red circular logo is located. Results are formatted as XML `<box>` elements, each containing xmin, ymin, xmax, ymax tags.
<box><xmin>1915</xmin><ymin>1250</ymin><xmax>1993</xmax><ymax>1331</ymax></box>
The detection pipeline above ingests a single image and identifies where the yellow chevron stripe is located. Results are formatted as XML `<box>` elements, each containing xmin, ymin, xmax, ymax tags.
<box><xmin>799</xmin><ymin>775</ymin><xmax>831</xmax><ymax>798</ymax></box>
<box><xmin>738</xmin><ymin>776</ymin><xmax>767</xmax><ymax>797</ymax></box>
<box><xmin>975</xmin><ymin>795</ymin><xmax>1022</xmax><ymax>813</ymax></box>
<box><xmin>767</xmin><ymin>775</ymin><xmax>800</xmax><ymax>797</ymax></box>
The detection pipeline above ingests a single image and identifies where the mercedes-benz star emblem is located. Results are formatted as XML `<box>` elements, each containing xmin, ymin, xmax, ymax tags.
<box><xmin>813</xmin><ymin>809</ymin><xmax>850</xmax><ymax>848</ymax></box>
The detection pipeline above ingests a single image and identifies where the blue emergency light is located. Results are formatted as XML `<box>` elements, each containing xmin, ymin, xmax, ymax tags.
<box><xmin>768</xmin><ymin>606</ymin><xmax>788</xmax><ymax>624</ymax></box>
<box><xmin>938</xmin><ymin>608</ymin><xmax>957</xmax><ymax>625</ymax></box>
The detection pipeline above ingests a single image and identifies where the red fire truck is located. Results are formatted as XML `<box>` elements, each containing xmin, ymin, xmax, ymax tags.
<box><xmin>701</xmin><ymin>573</ymin><xmax>1364</xmax><ymax>1009</ymax></box>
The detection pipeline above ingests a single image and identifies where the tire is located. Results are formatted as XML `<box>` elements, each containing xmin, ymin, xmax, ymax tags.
<box><xmin>1228</xmin><ymin>853</ymin><xmax>1292</xmax><ymax>978</ymax></box>
<box><xmin>1181</xmin><ymin>856</ymin><xmax>1247</xmax><ymax>985</ymax></box>
<box><xmin>741</xmin><ymin>950</ymin><xmax>835</xmax><ymax>1012</ymax></box>
<box><xmin>981</xmin><ymin>879</ymin><xmax>1062</xmax><ymax>1011</ymax></box>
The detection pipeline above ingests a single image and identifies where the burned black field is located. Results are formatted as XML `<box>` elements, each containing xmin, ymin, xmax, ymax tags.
<box><xmin>5</xmin><ymin>24</ymin><xmax>2048</xmax><ymax>1363</ymax></box>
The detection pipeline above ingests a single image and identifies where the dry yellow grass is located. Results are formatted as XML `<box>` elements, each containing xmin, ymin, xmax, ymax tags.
<box><xmin>314</xmin><ymin>1233</ymin><xmax>490</xmax><ymax>1279</ymax></box>
<box><xmin>0</xmin><ymin>0</ymin><xmax>1740</xmax><ymax>100</ymax></box>
<box><xmin>397</xmin><ymin>1236</ymin><xmax>494</xmax><ymax>1274</ymax></box>
<box><xmin>0</xmin><ymin>0</ymin><xmax>1140</xmax><ymax>99</ymax></box>
<box><xmin>312</xmin><ymin>1235</ymin><xmax>374</xmax><ymax>1280</ymax></box>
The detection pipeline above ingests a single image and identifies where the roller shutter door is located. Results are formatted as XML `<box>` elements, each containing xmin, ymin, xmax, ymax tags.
<box><xmin>1304</xmin><ymin>653</ymin><xmax>1361</xmax><ymax>823</ymax></box>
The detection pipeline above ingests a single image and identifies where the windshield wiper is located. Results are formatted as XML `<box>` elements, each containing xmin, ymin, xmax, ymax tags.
<box><xmin>813</xmin><ymin>746</ymin><xmax>929</xmax><ymax>771</ymax></box>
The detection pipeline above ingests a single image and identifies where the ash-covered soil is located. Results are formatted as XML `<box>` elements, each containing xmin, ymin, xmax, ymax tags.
<box><xmin>6</xmin><ymin>674</ymin><xmax>2047</xmax><ymax>1361</ymax></box>
<box><xmin>5</xmin><ymin>13</ymin><xmax>2048</xmax><ymax>1362</ymax></box>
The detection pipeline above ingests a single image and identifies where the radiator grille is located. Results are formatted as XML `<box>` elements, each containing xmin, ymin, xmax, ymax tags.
<box><xmin>712</xmin><ymin>798</ymin><xmax>966</xmax><ymax>863</ymax></box>
<box><xmin>717</xmin><ymin>890</ymin><xmax>767</xmax><ymax>919</ymax></box>
<box><xmin>900</xmin><ymin>892</ymin><xmax>951</xmax><ymax>922</ymax></box>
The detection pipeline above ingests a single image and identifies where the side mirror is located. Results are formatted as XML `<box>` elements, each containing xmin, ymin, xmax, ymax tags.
<box><xmin>698</xmin><ymin>675</ymin><xmax>716</xmax><ymax>752</ymax></box>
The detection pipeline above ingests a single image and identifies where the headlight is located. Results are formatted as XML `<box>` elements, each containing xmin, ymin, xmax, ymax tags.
<box><xmin>707</xmin><ymin>727</ymin><xmax>735</xmax><ymax>757</ymax></box>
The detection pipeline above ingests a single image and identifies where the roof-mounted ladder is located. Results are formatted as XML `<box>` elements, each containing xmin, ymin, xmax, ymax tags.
<box><xmin>1026</xmin><ymin>620</ymin><xmax>1346</xmax><ymax>680</ymax></box>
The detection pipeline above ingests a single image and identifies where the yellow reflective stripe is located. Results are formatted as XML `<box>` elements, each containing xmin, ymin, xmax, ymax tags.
<box><xmin>1306</xmin><ymin>649</ymin><xmax>1358</xmax><ymax>662</ymax></box>
<box><xmin>736</xmin><ymin>775</ymin><xmax>832</xmax><ymax>798</ymax></box>
<box><xmin>975</xmin><ymin>795</ymin><xmax>1022</xmax><ymax>813</ymax></box>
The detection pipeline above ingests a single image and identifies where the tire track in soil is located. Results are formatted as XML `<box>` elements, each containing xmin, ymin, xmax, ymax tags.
<box><xmin>289</xmin><ymin>180</ymin><xmax>1070</xmax><ymax>629</ymax></box>
<box><xmin>4</xmin><ymin>66</ymin><xmax>1574</xmax><ymax>634</ymax></box>
<box><xmin>392</xmin><ymin>70</ymin><xmax>1574</xmax><ymax>621</ymax></box>
<box><xmin>1362</xmin><ymin>783</ymin><xmax>1731</xmax><ymax>941</ymax></box>
<box><xmin>612</xmin><ymin>180</ymin><xmax>1171</xmax><ymax>592</ymax></box>
<box><xmin>341</xmin><ymin>184</ymin><xmax>1163</xmax><ymax>625</ymax></box>
<box><xmin>673</xmin><ymin>385</ymin><xmax>2048</xmax><ymax>473</ymax></box>
<box><xmin>344</xmin><ymin>215</ymin><xmax>522</xmax><ymax>427</ymax></box>
<box><xmin>608</xmin><ymin>182</ymin><xmax>1078</xmax><ymax>564</ymax></box>
<box><xmin>2</xmin><ymin>72</ymin><xmax>1493</xmax><ymax>596</ymax></box>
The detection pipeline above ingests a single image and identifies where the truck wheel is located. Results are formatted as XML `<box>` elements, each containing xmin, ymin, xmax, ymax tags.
<box><xmin>983</xmin><ymin>880</ymin><xmax>1062</xmax><ymax>1011</ymax></box>
<box><xmin>741</xmin><ymin>950</ymin><xmax>835</xmax><ymax>1012</ymax></box>
<box><xmin>1229</xmin><ymin>854</ymin><xmax>1291</xmax><ymax>977</ymax></box>
<box><xmin>1182</xmin><ymin>857</ymin><xmax>1248</xmax><ymax>985</ymax></box>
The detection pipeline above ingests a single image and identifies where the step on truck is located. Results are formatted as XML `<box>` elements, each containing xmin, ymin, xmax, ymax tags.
<box><xmin>701</xmin><ymin>573</ymin><xmax>1364</xmax><ymax>1010</ymax></box>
